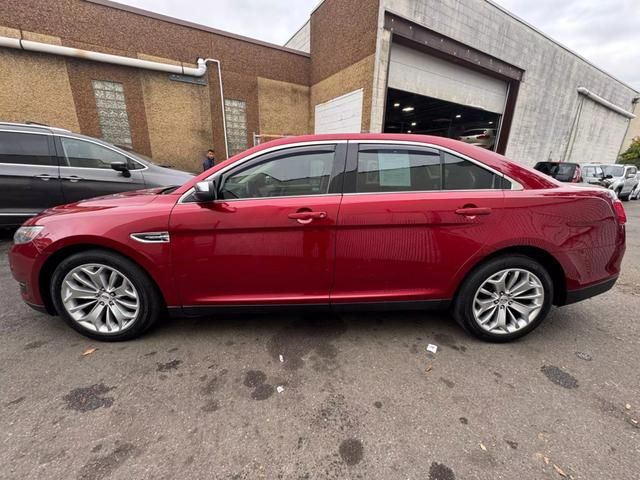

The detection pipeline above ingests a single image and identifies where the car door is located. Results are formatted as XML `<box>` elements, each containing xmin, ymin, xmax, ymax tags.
<box><xmin>0</xmin><ymin>130</ymin><xmax>64</xmax><ymax>222</ymax></box>
<box><xmin>169</xmin><ymin>143</ymin><xmax>347</xmax><ymax>308</ymax></box>
<box><xmin>331</xmin><ymin>141</ymin><xmax>506</xmax><ymax>304</ymax></box>
<box><xmin>624</xmin><ymin>166</ymin><xmax>637</xmax><ymax>194</ymax></box>
<box><xmin>55</xmin><ymin>135</ymin><xmax>146</xmax><ymax>203</ymax></box>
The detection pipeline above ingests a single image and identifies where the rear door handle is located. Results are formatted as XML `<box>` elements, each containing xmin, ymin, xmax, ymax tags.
<box><xmin>287</xmin><ymin>211</ymin><xmax>327</xmax><ymax>224</ymax></box>
<box><xmin>36</xmin><ymin>174</ymin><xmax>56</xmax><ymax>181</ymax></box>
<box><xmin>62</xmin><ymin>175</ymin><xmax>83</xmax><ymax>183</ymax></box>
<box><xmin>455</xmin><ymin>207</ymin><xmax>492</xmax><ymax>216</ymax></box>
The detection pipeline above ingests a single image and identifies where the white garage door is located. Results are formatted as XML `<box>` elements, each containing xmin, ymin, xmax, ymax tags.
<box><xmin>388</xmin><ymin>43</ymin><xmax>508</xmax><ymax>114</ymax></box>
<box><xmin>314</xmin><ymin>89</ymin><xmax>363</xmax><ymax>134</ymax></box>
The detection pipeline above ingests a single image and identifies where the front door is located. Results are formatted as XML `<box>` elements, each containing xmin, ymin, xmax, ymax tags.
<box><xmin>331</xmin><ymin>142</ymin><xmax>506</xmax><ymax>304</ymax></box>
<box><xmin>169</xmin><ymin>143</ymin><xmax>346</xmax><ymax>307</ymax></box>
<box><xmin>56</xmin><ymin>136</ymin><xmax>146</xmax><ymax>203</ymax></box>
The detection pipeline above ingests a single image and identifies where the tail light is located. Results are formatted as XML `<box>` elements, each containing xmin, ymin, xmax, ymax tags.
<box><xmin>476</xmin><ymin>134</ymin><xmax>490</xmax><ymax>139</ymax></box>
<box><xmin>571</xmin><ymin>166</ymin><xmax>582</xmax><ymax>183</ymax></box>
<box><xmin>613</xmin><ymin>199</ymin><xmax>627</xmax><ymax>225</ymax></box>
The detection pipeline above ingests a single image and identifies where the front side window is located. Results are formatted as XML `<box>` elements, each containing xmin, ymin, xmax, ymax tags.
<box><xmin>443</xmin><ymin>153</ymin><xmax>503</xmax><ymax>189</ymax></box>
<box><xmin>356</xmin><ymin>146</ymin><xmax>441</xmax><ymax>193</ymax></box>
<box><xmin>603</xmin><ymin>165</ymin><xmax>625</xmax><ymax>178</ymax></box>
<box><xmin>221</xmin><ymin>149</ymin><xmax>335</xmax><ymax>199</ymax></box>
<box><xmin>0</xmin><ymin>132</ymin><xmax>54</xmax><ymax>166</ymax></box>
<box><xmin>61</xmin><ymin>138</ymin><xmax>129</xmax><ymax>169</ymax></box>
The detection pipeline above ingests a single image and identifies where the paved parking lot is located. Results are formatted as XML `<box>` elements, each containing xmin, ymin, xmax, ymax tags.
<box><xmin>1</xmin><ymin>203</ymin><xmax>639</xmax><ymax>480</ymax></box>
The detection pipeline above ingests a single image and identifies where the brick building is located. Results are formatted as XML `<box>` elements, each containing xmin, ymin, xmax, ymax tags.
<box><xmin>0</xmin><ymin>0</ymin><xmax>637</xmax><ymax>172</ymax></box>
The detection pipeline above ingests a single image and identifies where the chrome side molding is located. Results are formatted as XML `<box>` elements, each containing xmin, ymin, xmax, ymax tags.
<box><xmin>130</xmin><ymin>232</ymin><xmax>170</xmax><ymax>243</ymax></box>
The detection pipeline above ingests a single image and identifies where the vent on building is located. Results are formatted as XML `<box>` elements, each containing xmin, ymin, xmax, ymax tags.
<box><xmin>224</xmin><ymin>98</ymin><xmax>248</xmax><ymax>156</ymax></box>
<box><xmin>92</xmin><ymin>80</ymin><xmax>133</xmax><ymax>147</ymax></box>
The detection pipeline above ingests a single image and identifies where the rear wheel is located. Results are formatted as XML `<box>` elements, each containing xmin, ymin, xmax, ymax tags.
<box><xmin>619</xmin><ymin>192</ymin><xmax>630</xmax><ymax>201</ymax></box>
<box><xmin>452</xmin><ymin>255</ymin><xmax>553</xmax><ymax>342</ymax></box>
<box><xmin>51</xmin><ymin>250</ymin><xmax>162</xmax><ymax>341</ymax></box>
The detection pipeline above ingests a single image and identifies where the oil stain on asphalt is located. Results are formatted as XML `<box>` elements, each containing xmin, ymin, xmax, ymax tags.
<box><xmin>243</xmin><ymin>369</ymin><xmax>275</xmax><ymax>400</ymax></box>
<box><xmin>78</xmin><ymin>443</ymin><xmax>137</xmax><ymax>480</ymax></box>
<box><xmin>541</xmin><ymin>365</ymin><xmax>579</xmax><ymax>389</ymax></box>
<box><xmin>63</xmin><ymin>383</ymin><xmax>114</xmax><ymax>412</ymax></box>
<box><xmin>266</xmin><ymin>314</ymin><xmax>347</xmax><ymax>370</ymax></box>
<box><xmin>338</xmin><ymin>438</ymin><xmax>363</xmax><ymax>466</ymax></box>
<box><xmin>429</xmin><ymin>461</ymin><xmax>456</xmax><ymax>480</ymax></box>
<box><xmin>156</xmin><ymin>359</ymin><xmax>181</xmax><ymax>372</ymax></box>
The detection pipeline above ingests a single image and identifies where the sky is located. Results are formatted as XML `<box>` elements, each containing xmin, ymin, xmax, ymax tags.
<box><xmin>120</xmin><ymin>0</ymin><xmax>639</xmax><ymax>90</ymax></box>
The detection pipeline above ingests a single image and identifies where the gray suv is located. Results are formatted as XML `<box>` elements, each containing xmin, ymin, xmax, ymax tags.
<box><xmin>0</xmin><ymin>123</ymin><xmax>194</xmax><ymax>226</ymax></box>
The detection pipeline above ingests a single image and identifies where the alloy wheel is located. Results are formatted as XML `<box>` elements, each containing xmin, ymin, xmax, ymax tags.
<box><xmin>472</xmin><ymin>268</ymin><xmax>544</xmax><ymax>335</ymax></box>
<box><xmin>60</xmin><ymin>263</ymin><xmax>140</xmax><ymax>333</ymax></box>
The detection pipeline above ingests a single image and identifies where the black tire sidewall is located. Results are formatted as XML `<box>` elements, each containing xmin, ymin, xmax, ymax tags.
<box><xmin>453</xmin><ymin>255</ymin><xmax>553</xmax><ymax>342</ymax></box>
<box><xmin>50</xmin><ymin>249</ymin><xmax>161</xmax><ymax>341</ymax></box>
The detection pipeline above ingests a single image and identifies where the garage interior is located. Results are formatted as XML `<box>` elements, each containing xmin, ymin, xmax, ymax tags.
<box><xmin>384</xmin><ymin>87</ymin><xmax>502</xmax><ymax>150</ymax></box>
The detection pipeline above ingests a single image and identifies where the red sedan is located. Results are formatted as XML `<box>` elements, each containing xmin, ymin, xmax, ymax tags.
<box><xmin>9</xmin><ymin>134</ymin><xmax>626</xmax><ymax>342</ymax></box>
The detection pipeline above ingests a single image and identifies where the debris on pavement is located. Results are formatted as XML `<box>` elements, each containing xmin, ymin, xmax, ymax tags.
<box><xmin>276</xmin><ymin>386</ymin><xmax>284</xmax><ymax>393</ymax></box>
<box><xmin>625</xmin><ymin>403</ymin><xmax>631</xmax><ymax>410</ymax></box>
<box><xmin>479</xmin><ymin>442</ymin><xmax>487</xmax><ymax>451</ymax></box>
<box><xmin>553</xmin><ymin>464</ymin><xmax>567</xmax><ymax>477</ymax></box>
<box><xmin>426</xmin><ymin>344</ymin><xmax>438</xmax><ymax>354</ymax></box>
<box><xmin>279</xmin><ymin>354</ymin><xmax>284</xmax><ymax>363</ymax></box>
<box><xmin>424</xmin><ymin>365</ymin><xmax>433</xmax><ymax>373</ymax></box>
<box><xmin>575</xmin><ymin>351</ymin><xmax>592</xmax><ymax>361</ymax></box>
<box><xmin>82</xmin><ymin>348</ymin><xmax>97</xmax><ymax>356</ymax></box>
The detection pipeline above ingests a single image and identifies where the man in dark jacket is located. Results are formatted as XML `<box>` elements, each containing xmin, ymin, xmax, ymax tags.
<box><xmin>202</xmin><ymin>148</ymin><xmax>215</xmax><ymax>171</ymax></box>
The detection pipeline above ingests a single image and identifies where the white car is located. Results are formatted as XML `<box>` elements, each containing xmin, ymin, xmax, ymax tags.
<box><xmin>602</xmin><ymin>164</ymin><xmax>638</xmax><ymax>201</ymax></box>
<box><xmin>458</xmin><ymin>128</ymin><xmax>497</xmax><ymax>150</ymax></box>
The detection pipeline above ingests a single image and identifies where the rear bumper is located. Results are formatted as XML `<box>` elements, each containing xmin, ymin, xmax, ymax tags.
<box><xmin>563</xmin><ymin>276</ymin><xmax>618</xmax><ymax>306</ymax></box>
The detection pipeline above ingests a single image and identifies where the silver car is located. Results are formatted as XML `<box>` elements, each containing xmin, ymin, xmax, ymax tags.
<box><xmin>602</xmin><ymin>164</ymin><xmax>638</xmax><ymax>201</ymax></box>
<box><xmin>458</xmin><ymin>128</ymin><xmax>496</xmax><ymax>150</ymax></box>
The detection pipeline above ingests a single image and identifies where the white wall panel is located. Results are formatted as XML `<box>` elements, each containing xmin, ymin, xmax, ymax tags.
<box><xmin>314</xmin><ymin>89</ymin><xmax>364</xmax><ymax>134</ymax></box>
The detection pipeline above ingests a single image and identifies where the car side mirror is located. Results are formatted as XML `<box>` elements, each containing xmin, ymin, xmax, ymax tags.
<box><xmin>111</xmin><ymin>161</ymin><xmax>131</xmax><ymax>178</ymax></box>
<box><xmin>193</xmin><ymin>179</ymin><xmax>218</xmax><ymax>203</ymax></box>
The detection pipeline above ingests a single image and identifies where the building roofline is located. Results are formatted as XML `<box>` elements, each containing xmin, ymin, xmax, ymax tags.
<box><xmin>483</xmin><ymin>0</ymin><xmax>639</xmax><ymax>94</ymax></box>
<box><xmin>85</xmin><ymin>0</ymin><xmax>310</xmax><ymax>58</ymax></box>
<box><xmin>283</xmin><ymin>19</ymin><xmax>310</xmax><ymax>46</ymax></box>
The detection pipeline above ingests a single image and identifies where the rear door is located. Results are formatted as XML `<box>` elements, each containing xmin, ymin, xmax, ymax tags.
<box><xmin>55</xmin><ymin>136</ymin><xmax>146</xmax><ymax>203</ymax></box>
<box><xmin>331</xmin><ymin>141</ymin><xmax>506</xmax><ymax>304</ymax></box>
<box><xmin>0</xmin><ymin>130</ymin><xmax>63</xmax><ymax>222</ymax></box>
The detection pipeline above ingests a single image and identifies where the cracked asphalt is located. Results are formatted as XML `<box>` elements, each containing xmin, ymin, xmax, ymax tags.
<box><xmin>1</xmin><ymin>202</ymin><xmax>639</xmax><ymax>480</ymax></box>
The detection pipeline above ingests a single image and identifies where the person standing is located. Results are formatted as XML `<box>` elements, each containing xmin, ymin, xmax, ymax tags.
<box><xmin>202</xmin><ymin>148</ymin><xmax>215</xmax><ymax>171</ymax></box>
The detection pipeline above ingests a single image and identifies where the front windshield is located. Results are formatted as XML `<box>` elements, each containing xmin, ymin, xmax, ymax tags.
<box><xmin>603</xmin><ymin>165</ymin><xmax>624</xmax><ymax>177</ymax></box>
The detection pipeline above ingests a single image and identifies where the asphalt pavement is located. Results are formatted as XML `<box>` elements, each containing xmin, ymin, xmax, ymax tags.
<box><xmin>1</xmin><ymin>202</ymin><xmax>639</xmax><ymax>480</ymax></box>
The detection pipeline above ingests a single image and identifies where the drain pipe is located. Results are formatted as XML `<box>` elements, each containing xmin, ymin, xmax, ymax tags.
<box><xmin>0</xmin><ymin>35</ymin><xmax>230</xmax><ymax>158</ymax></box>
<box><xmin>577</xmin><ymin>87</ymin><xmax>636</xmax><ymax>119</ymax></box>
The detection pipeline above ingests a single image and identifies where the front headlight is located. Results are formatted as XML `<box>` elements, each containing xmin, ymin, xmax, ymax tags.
<box><xmin>13</xmin><ymin>226</ymin><xmax>44</xmax><ymax>245</ymax></box>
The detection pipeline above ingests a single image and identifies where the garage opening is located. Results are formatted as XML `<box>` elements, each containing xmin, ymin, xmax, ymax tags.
<box><xmin>384</xmin><ymin>88</ymin><xmax>502</xmax><ymax>151</ymax></box>
<box><xmin>385</xmin><ymin>43</ymin><xmax>510</xmax><ymax>152</ymax></box>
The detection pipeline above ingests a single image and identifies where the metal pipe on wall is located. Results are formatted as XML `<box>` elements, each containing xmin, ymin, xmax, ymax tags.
<box><xmin>577</xmin><ymin>87</ymin><xmax>636</xmax><ymax>119</ymax></box>
<box><xmin>0</xmin><ymin>35</ymin><xmax>230</xmax><ymax>159</ymax></box>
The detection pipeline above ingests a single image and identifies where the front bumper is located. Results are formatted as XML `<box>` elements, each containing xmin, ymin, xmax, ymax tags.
<box><xmin>8</xmin><ymin>241</ymin><xmax>48</xmax><ymax>310</ymax></box>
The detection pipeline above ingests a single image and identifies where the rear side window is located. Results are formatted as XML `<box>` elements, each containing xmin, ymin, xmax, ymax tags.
<box><xmin>356</xmin><ymin>146</ymin><xmax>441</xmax><ymax>192</ymax></box>
<box><xmin>443</xmin><ymin>153</ymin><xmax>503</xmax><ymax>189</ymax></box>
<box><xmin>0</xmin><ymin>132</ymin><xmax>54</xmax><ymax>166</ymax></box>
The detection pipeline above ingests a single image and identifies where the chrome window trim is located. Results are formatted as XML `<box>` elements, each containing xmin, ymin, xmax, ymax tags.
<box><xmin>54</xmin><ymin>134</ymin><xmax>148</xmax><ymax>172</ymax></box>
<box><xmin>0</xmin><ymin>128</ymin><xmax>51</xmax><ymax>136</ymax></box>
<box><xmin>130</xmin><ymin>232</ymin><xmax>170</xmax><ymax>243</ymax></box>
<box><xmin>0</xmin><ymin>212</ymin><xmax>39</xmax><ymax>216</ymax></box>
<box><xmin>178</xmin><ymin>140</ymin><xmax>348</xmax><ymax>204</ymax></box>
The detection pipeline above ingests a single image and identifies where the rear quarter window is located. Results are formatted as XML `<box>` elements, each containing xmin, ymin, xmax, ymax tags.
<box><xmin>0</xmin><ymin>131</ymin><xmax>55</xmax><ymax>166</ymax></box>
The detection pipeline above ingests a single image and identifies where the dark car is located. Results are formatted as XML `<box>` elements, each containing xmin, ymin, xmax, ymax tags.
<box><xmin>9</xmin><ymin>134</ymin><xmax>626</xmax><ymax>342</ymax></box>
<box><xmin>0</xmin><ymin>122</ymin><xmax>194</xmax><ymax>226</ymax></box>
<box><xmin>533</xmin><ymin>161</ymin><xmax>581</xmax><ymax>183</ymax></box>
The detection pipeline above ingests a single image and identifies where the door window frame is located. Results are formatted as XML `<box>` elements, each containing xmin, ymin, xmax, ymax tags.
<box><xmin>179</xmin><ymin>141</ymin><xmax>348</xmax><ymax>204</ymax></box>
<box><xmin>342</xmin><ymin>139</ymin><xmax>522</xmax><ymax>194</ymax></box>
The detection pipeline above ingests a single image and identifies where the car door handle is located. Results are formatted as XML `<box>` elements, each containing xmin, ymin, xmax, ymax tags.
<box><xmin>287</xmin><ymin>211</ymin><xmax>327</xmax><ymax>224</ymax></box>
<box><xmin>455</xmin><ymin>207</ymin><xmax>492</xmax><ymax>216</ymax></box>
<box><xmin>35</xmin><ymin>174</ymin><xmax>56</xmax><ymax>181</ymax></box>
<box><xmin>62</xmin><ymin>175</ymin><xmax>83</xmax><ymax>183</ymax></box>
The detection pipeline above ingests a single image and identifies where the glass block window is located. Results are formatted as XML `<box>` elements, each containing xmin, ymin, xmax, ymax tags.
<box><xmin>224</xmin><ymin>98</ymin><xmax>248</xmax><ymax>156</ymax></box>
<box><xmin>92</xmin><ymin>80</ymin><xmax>132</xmax><ymax>147</ymax></box>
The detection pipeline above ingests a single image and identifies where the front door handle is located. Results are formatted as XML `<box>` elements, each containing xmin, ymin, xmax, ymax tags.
<box><xmin>287</xmin><ymin>211</ymin><xmax>327</xmax><ymax>224</ymax></box>
<box><xmin>36</xmin><ymin>174</ymin><xmax>56</xmax><ymax>181</ymax></box>
<box><xmin>455</xmin><ymin>207</ymin><xmax>492</xmax><ymax>216</ymax></box>
<box><xmin>62</xmin><ymin>175</ymin><xmax>83</xmax><ymax>183</ymax></box>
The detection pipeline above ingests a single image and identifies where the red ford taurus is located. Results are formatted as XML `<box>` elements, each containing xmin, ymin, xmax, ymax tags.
<box><xmin>9</xmin><ymin>134</ymin><xmax>626</xmax><ymax>342</ymax></box>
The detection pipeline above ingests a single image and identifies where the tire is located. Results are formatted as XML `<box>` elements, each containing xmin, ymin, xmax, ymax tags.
<box><xmin>452</xmin><ymin>255</ymin><xmax>554</xmax><ymax>342</ymax></box>
<box><xmin>51</xmin><ymin>249</ymin><xmax>162</xmax><ymax>341</ymax></box>
<box><xmin>619</xmin><ymin>193</ymin><xmax>630</xmax><ymax>201</ymax></box>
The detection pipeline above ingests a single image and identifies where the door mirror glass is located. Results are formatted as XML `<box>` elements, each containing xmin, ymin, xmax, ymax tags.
<box><xmin>110</xmin><ymin>161</ymin><xmax>131</xmax><ymax>177</ymax></box>
<box><xmin>193</xmin><ymin>180</ymin><xmax>218</xmax><ymax>202</ymax></box>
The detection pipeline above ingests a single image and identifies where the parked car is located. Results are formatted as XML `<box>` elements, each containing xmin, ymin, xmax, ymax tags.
<box><xmin>533</xmin><ymin>161</ymin><xmax>581</xmax><ymax>183</ymax></box>
<box><xmin>0</xmin><ymin>122</ymin><xmax>194</xmax><ymax>226</ymax></box>
<box><xmin>580</xmin><ymin>163</ymin><xmax>607</xmax><ymax>186</ymax></box>
<box><xmin>602</xmin><ymin>164</ymin><xmax>638</xmax><ymax>201</ymax></box>
<box><xmin>9</xmin><ymin>134</ymin><xmax>626</xmax><ymax>342</ymax></box>
<box><xmin>629</xmin><ymin>172</ymin><xmax>640</xmax><ymax>200</ymax></box>
<box><xmin>458</xmin><ymin>128</ymin><xmax>496</xmax><ymax>150</ymax></box>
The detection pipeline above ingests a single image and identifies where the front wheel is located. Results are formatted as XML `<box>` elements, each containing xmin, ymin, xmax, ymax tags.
<box><xmin>452</xmin><ymin>255</ymin><xmax>553</xmax><ymax>342</ymax></box>
<box><xmin>51</xmin><ymin>250</ymin><xmax>162</xmax><ymax>341</ymax></box>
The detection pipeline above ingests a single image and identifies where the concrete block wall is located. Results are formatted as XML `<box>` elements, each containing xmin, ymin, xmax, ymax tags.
<box><xmin>376</xmin><ymin>0</ymin><xmax>638</xmax><ymax>166</ymax></box>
